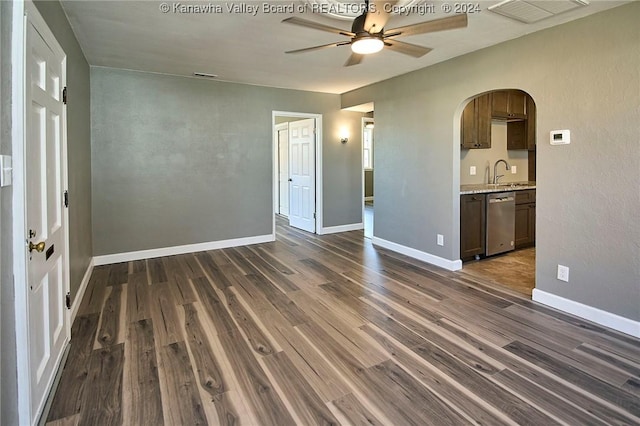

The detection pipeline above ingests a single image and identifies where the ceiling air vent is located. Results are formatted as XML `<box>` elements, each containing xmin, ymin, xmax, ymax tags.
<box><xmin>488</xmin><ymin>0</ymin><xmax>589</xmax><ymax>24</ymax></box>
<box><xmin>193</xmin><ymin>72</ymin><xmax>218</xmax><ymax>78</ymax></box>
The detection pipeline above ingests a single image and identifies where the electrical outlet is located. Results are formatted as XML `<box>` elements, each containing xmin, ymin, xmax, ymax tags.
<box><xmin>557</xmin><ymin>265</ymin><xmax>569</xmax><ymax>282</ymax></box>
<box><xmin>470</xmin><ymin>166</ymin><xmax>476</xmax><ymax>176</ymax></box>
<box><xmin>437</xmin><ymin>234</ymin><xmax>444</xmax><ymax>246</ymax></box>
<box><xmin>0</xmin><ymin>155</ymin><xmax>12</xmax><ymax>187</ymax></box>
<box><xmin>511</xmin><ymin>165</ymin><xmax>517</xmax><ymax>174</ymax></box>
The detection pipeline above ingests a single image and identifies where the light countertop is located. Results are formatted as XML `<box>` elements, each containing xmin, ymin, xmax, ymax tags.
<box><xmin>460</xmin><ymin>181</ymin><xmax>536</xmax><ymax>195</ymax></box>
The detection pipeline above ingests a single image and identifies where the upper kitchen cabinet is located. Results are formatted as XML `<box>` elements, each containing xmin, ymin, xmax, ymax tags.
<box><xmin>491</xmin><ymin>90</ymin><xmax>527</xmax><ymax>119</ymax></box>
<box><xmin>461</xmin><ymin>93</ymin><xmax>492</xmax><ymax>149</ymax></box>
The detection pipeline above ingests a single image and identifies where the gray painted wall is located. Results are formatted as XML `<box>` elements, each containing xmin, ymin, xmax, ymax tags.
<box><xmin>91</xmin><ymin>67</ymin><xmax>363</xmax><ymax>255</ymax></box>
<box><xmin>1</xmin><ymin>3</ymin><xmax>17</xmax><ymax>424</ymax></box>
<box><xmin>34</xmin><ymin>0</ymin><xmax>92</xmax><ymax>303</ymax></box>
<box><xmin>342</xmin><ymin>3</ymin><xmax>639</xmax><ymax>321</ymax></box>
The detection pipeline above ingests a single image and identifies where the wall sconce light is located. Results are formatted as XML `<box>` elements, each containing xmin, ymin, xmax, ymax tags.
<box><xmin>340</xmin><ymin>129</ymin><xmax>349</xmax><ymax>144</ymax></box>
<box><xmin>365</xmin><ymin>122</ymin><xmax>374</xmax><ymax>129</ymax></box>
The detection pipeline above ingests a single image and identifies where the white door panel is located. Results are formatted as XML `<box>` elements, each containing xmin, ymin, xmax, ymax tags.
<box><xmin>24</xmin><ymin>13</ymin><xmax>69</xmax><ymax>424</ymax></box>
<box><xmin>288</xmin><ymin>119</ymin><xmax>315</xmax><ymax>232</ymax></box>
<box><xmin>278</xmin><ymin>127</ymin><xmax>289</xmax><ymax>216</ymax></box>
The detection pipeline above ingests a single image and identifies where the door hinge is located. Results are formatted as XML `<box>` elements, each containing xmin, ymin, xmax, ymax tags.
<box><xmin>62</xmin><ymin>86</ymin><xmax>67</xmax><ymax>105</ymax></box>
<box><xmin>63</xmin><ymin>190</ymin><xmax>69</xmax><ymax>208</ymax></box>
<box><xmin>313</xmin><ymin>212</ymin><xmax>316</xmax><ymax>219</ymax></box>
<box><xmin>65</xmin><ymin>292</ymin><xmax>71</xmax><ymax>309</ymax></box>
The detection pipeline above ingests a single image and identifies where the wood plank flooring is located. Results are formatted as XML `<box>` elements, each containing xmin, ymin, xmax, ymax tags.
<box><xmin>461</xmin><ymin>248</ymin><xmax>536</xmax><ymax>297</ymax></box>
<box><xmin>47</xmin><ymin>218</ymin><xmax>640</xmax><ymax>425</ymax></box>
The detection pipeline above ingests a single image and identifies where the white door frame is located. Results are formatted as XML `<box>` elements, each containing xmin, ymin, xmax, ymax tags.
<box><xmin>361</xmin><ymin>117</ymin><xmax>374</xmax><ymax>233</ymax></box>
<box><xmin>272</xmin><ymin>111</ymin><xmax>323</xmax><ymax>236</ymax></box>
<box><xmin>12</xmin><ymin>2</ymin><xmax>71</xmax><ymax>424</ymax></box>
<box><xmin>274</xmin><ymin>122</ymin><xmax>289</xmax><ymax>217</ymax></box>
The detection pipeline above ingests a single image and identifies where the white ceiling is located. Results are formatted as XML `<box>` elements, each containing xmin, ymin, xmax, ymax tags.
<box><xmin>60</xmin><ymin>1</ymin><xmax>627</xmax><ymax>94</ymax></box>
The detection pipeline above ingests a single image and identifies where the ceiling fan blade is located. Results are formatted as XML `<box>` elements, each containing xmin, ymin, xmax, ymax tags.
<box><xmin>282</xmin><ymin>17</ymin><xmax>354</xmax><ymax>37</ymax></box>
<box><xmin>344</xmin><ymin>53</ymin><xmax>364</xmax><ymax>67</ymax></box>
<box><xmin>285</xmin><ymin>41</ymin><xmax>349</xmax><ymax>54</ymax></box>
<box><xmin>364</xmin><ymin>0</ymin><xmax>398</xmax><ymax>34</ymax></box>
<box><xmin>385</xmin><ymin>14</ymin><xmax>468</xmax><ymax>38</ymax></box>
<box><xmin>384</xmin><ymin>39</ymin><xmax>432</xmax><ymax>58</ymax></box>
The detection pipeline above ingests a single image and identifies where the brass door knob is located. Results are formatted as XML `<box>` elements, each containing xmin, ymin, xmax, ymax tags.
<box><xmin>29</xmin><ymin>241</ymin><xmax>46</xmax><ymax>253</ymax></box>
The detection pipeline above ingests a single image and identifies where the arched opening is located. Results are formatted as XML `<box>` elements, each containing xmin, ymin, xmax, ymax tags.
<box><xmin>458</xmin><ymin>89</ymin><xmax>537</xmax><ymax>297</ymax></box>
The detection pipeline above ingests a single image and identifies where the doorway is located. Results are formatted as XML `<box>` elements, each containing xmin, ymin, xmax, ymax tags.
<box><xmin>458</xmin><ymin>89</ymin><xmax>537</xmax><ymax>297</ymax></box>
<box><xmin>362</xmin><ymin>118</ymin><xmax>374</xmax><ymax>239</ymax></box>
<box><xmin>272</xmin><ymin>112</ymin><xmax>323</xmax><ymax>235</ymax></box>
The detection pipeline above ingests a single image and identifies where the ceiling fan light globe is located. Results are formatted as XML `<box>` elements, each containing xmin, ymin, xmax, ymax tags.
<box><xmin>351</xmin><ymin>37</ymin><xmax>384</xmax><ymax>55</ymax></box>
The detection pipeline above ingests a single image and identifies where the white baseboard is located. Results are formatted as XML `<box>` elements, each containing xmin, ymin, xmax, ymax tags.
<box><xmin>364</xmin><ymin>196</ymin><xmax>374</xmax><ymax>202</ymax></box>
<box><xmin>532</xmin><ymin>289</ymin><xmax>640</xmax><ymax>338</ymax></box>
<box><xmin>71</xmin><ymin>258</ymin><xmax>94</xmax><ymax>322</ymax></box>
<box><xmin>93</xmin><ymin>234</ymin><xmax>275</xmax><ymax>266</ymax></box>
<box><xmin>320</xmin><ymin>223</ymin><xmax>364</xmax><ymax>235</ymax></box>
<box><xmin>371</xmin><ymin>237</ymin><xmax>462</xmax><ymax>272</ymax></box>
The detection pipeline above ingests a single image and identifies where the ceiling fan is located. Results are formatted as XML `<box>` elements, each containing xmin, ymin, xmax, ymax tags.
<box><xmin>282</xmin><ymin>0</ymin><xmax>468</xmax><ymax>66</ymax></box>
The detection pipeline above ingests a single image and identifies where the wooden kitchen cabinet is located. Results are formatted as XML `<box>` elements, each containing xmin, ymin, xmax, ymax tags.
<box><xmin>460</xmin><ymin>194</ymin><xmax>486</xmax><ymax>259</ymax></box>
<box><xmin>515</xmin><ymin>190</ymin><xmax>535</xmax><ymax>248</ymax></box>
<box><xmin>492</xmin><ymin>90</ymin><xmax>527</xmax><ymax>119</ymax></box>
<box><xmin>507</xmin><ymin>120</ymin><xmax>527</xmax><ymax>150</ymax></box>
<box><xmin>461</xmin><ymin>94</ymin><xmax>491</xmax><ymax>149</ymax></box>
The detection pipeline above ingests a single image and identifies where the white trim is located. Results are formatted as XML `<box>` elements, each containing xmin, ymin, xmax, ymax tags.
<box><xmin>364</xmin><ymin>196</ymin><xmax>374</xmax><ymax>202</ymax></box>
<box><xmin>319</xmin><ymin>223</ymin><xmax>364</xmax><ymax>235</ymax></box>
<box><xmin>532</xmin><ymin>289</ymin><xmax>640</xmax><ymax>338</ymax></box>
<box><xmin>372</xmin><ymin>237</ymin><xmax>463</xmax><ymax>272</ymax></box>
<box><xmin>94</xmin><ymin>234</ymin><xmax>274</xmax><ymax>266</ymax></box>
<box><xmin>70</xmin><ymin>259</ymin><xmax>95</xmax><ymax>322</ymax></box>
<box><xmin>11</xmin><ymin>2</ymin><xmax>29</xmax><ymax>422</ymax></box>
<box><xmin>273</xmin><ymin>122</ymin><xmax>289</xmax><ymax>216</ymax></box>
<box><xmin>272</xmin><ymin>111</ymin><xmax>323</xmax><ymax>236</ymax></box>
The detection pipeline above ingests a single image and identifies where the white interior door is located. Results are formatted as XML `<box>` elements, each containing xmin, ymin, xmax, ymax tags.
<box><xmin>277</xmin><ymin>124</ymin><xmax>289</xmax><ymax>216</ymax></box>
<box><xmin>288</xmin><ymin>118</ymin><xmax>315</xmax><ymax>232</ymax></box>
<box><xmin>25</xmin><ymin>12</ymin><xmax>69</xmax><ymax>423</ymax></box>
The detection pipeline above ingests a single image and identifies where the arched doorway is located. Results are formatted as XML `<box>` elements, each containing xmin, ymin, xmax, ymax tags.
<box><xmin>458</xmin><ymin>89</ymin><xmax>537</xmax><ymax>297</ymax></box>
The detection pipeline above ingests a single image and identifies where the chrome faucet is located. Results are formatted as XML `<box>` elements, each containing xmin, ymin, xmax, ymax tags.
<box><xmin>493</xmin><ymin>159</ymin><xmax>510</xmax><ymax>184</ymax></box>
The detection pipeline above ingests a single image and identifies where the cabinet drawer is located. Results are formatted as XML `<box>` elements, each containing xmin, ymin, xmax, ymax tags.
<box><xmin>515</xmin><ymin>189</ymin><xmax>536</xmax><ymax>205</ymax></box>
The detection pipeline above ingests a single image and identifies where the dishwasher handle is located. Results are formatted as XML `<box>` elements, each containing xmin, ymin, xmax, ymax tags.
<box><xmin>488</xmin><ymin>196</ymin><xmax>514</xmax><ymax>203</ymax></box>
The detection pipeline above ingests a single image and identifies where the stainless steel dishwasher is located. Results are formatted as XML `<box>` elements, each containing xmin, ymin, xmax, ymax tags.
<box><xmin>486</xmin><ymin>192</ymin><xmax>515</xmax><ymax>256</ymax></box>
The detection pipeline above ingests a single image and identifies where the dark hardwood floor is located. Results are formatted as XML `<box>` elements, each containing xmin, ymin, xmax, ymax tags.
<box><xmin>46</xmin><ymin>218</ymin><xmax>640</xmax><ymax>425</ymax></box>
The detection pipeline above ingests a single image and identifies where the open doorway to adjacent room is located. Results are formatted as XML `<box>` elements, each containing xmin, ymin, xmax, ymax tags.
<box><xmin>458</xmin><ymin>89</ymin><xmax>537</xmax><ymax>297</ymax></box>
<box><xmin>272</xmin><ymin>112</ymin><xmax>323</xmax><ymax>236</ymax></box>
<box><xmin>363</xmin><ymin>117</ymin><xmax>374</xmax><ymax>239</ymax></box>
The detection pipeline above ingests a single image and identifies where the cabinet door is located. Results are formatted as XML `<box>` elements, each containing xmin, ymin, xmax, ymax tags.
<box><xmin>461</xmin><ymin>99</ymin><xmax>477</xmax><ymax>149</ymax></box>
<box><xmin>460</xmin><ymin>194</ymin><xmax>486</xmax><ymax>259</ymax></box>
<box><xmin>491</xmin><ymin>90</ymin><xmax>509</xmax><ymax>118</ymax></box>
<box><xmin>515</xmin><ymin>202</ymin><xmax>536</xmax><ymax>248</ymax></box>
<box><xmin>507</xmin><ymin>120</ymin><xmax>527</xmax><ymax>150</ymax></box>
<box><xmin>527</xmin><ymin>96</ymin><xmax>536</xmax><ymax>150</ymax></box>
<box><xmin>476</xmin><ymin>94</ymin><xmax>492</xmax><ymax>148</ymax></box>
<box><xmin>509</xmin><ymin>91</ymin><xmax>527</xmax><ymax>118</ymax></box>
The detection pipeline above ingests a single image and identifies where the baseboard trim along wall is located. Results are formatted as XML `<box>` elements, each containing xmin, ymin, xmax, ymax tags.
<box><xmin>532</xmin><ymin>289</ymin><xmax>640</xmax><ymax>338</ymax></box>
<box><xmin>364</xmin><ymin>196</ymin><xmax>374</xmax><ymax>202</ymax></box>
<box><xmin>93</xmin><ymin>234</ymin><xmax>275</xmax><ymax>266</ymax></box>
<box><xmin>319</xmin><ymin>223</ymin><xmax>364</xmax><ymax>235</ymax></box>
<box><xmin>371</xmin><ymin>237</ymin><xmax>463</xmax><ymax>272</ymax></box>
<box><xmin>71</xmin><ymin>258</ymin><xmax>95</xmax><ymax>322</ymax></box>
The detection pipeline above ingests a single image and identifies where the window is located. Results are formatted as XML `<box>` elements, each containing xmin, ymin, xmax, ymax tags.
<box><xmin>363</xmin><ymin>122</ymin><xmax>373</xmax><ymax>170</ymax></box>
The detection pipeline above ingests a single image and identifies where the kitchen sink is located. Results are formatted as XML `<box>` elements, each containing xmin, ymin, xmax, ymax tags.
<box><xmin>491</xmin><ymin>183</ymin><xmax>531</xmax><ymax>188</ymax></box>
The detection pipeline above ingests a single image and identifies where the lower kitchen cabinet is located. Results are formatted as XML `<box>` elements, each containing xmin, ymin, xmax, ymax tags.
<box><xmin>460</xmin><ymin>194</ymin><xmax>486</xmax><ymax>259</ymax></box>
<box><xmin>515</xmin><ymin>190</ymin><xmax>536</xmax><ymax>248</ymax></box>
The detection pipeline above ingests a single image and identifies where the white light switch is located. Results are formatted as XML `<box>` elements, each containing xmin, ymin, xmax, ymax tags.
<box><xmin>511</xmin><ymin>165</ymin><xmax>517</xmax><ymax>174</ymax></box>
<box><xmin>437</xmin><ymin>234</ymin><xmax>444</xmax><ymax>246</ymax></box>
<box><xmin>0</xmin><ymin>155</ymin><xmax>12</xmax><ymax>187</ymax></box>
<box><xmin>469</xmin><ymin>166</ymin><xmax>476</xmax><ymax>176</ymax></box>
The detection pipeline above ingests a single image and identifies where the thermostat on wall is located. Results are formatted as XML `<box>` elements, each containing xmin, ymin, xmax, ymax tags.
<box><xmin>550</xmin><ymin>129</ymin><xmax>570</xmax><ymax>145</ymax></box>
